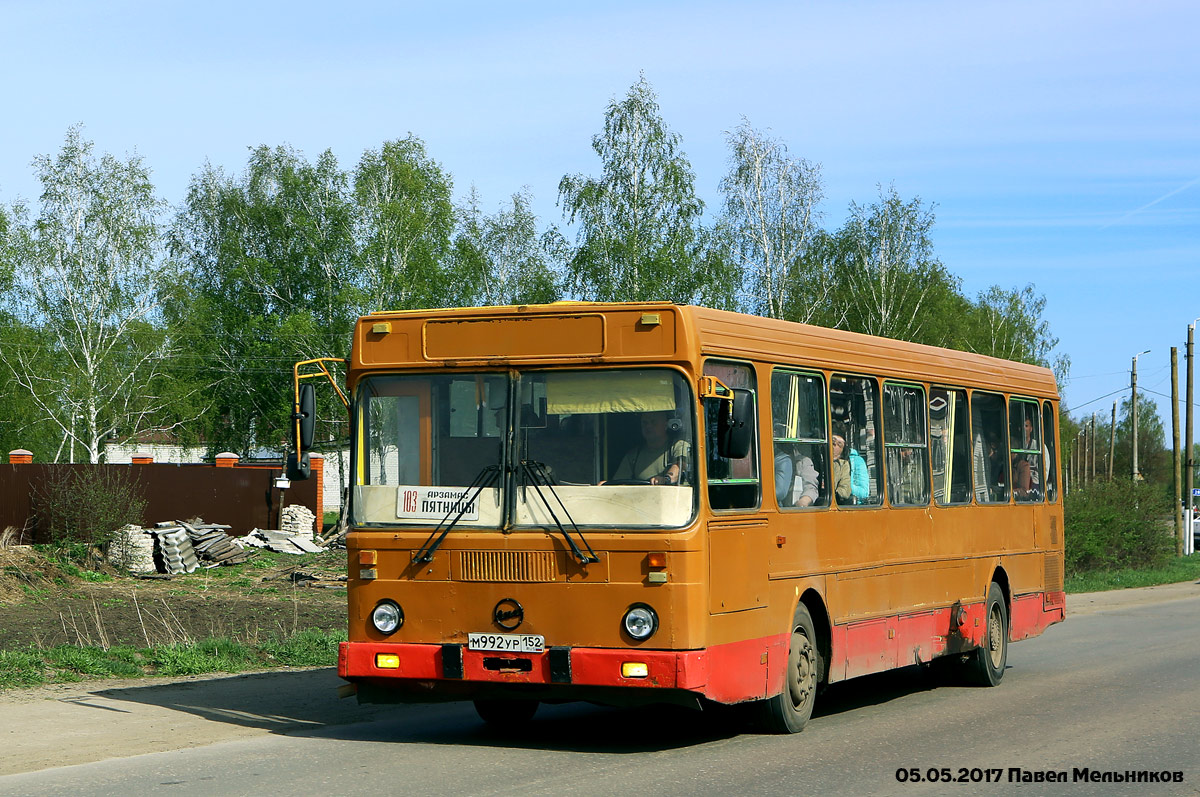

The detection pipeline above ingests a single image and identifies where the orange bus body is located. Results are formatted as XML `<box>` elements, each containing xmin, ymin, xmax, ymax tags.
<box><xmin>336</xmin><ymin>303</ymin><xmax>1064</xmax><ymax>715</ymax></box>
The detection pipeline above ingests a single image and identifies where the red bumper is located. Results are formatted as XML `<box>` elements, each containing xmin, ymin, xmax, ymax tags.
<box><xmin>339</xmin><ymin>641</ymin><xmax>712</xmax><ymax>692</ymax></box>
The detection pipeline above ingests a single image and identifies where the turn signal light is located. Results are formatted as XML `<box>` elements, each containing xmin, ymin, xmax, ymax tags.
<box><xmin>375</xmin><ymin>654</ymin><xmax>400</xmax><ymax>669</ymax></box>
<box><xmin>621</xmin><ymin>662</ymin><xmax>649</xmax><ymax>678</ymax></box>
<box><xmin>359</xmin><ymin>550</ymin><xmax>378</xmax><ymax>565</ymax></box>
<box><xmin>646</xmin><ymin>553</ymin><xmax>666</xmax><ymax>569</ymax></box>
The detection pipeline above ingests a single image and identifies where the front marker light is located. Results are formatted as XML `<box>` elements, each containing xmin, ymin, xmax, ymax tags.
<box><xmin>622</xmin><ymin>604</ymin><xmax>658</xmax><ymax>641</ymax></box>
<box><xmin>371</xmin><ymin>600</ymin><xmax>403</xmax><ymax>635</ymax></box>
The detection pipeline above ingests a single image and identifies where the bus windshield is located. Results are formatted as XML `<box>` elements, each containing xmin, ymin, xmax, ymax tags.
<box><xmin>351</xmin><ymin>368</ymin><xmax>696</xmax><ymax>529</ymax></box>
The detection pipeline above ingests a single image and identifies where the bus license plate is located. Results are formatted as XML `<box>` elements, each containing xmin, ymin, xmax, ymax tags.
<box><xmin>467</xmin><ymin>633</ymin><xmax>545</xmax><ymax>653</ymax></box>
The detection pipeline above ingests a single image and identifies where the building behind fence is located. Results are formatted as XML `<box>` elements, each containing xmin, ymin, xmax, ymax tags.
<box><xmin>0</xmin><ymin>450</ymin><xmax>324</xmax><ymax>545</ymax></box>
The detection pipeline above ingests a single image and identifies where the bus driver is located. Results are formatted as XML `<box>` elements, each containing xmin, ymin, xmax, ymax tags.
<box><xmin>609</xmin><ymin>411</ymin><xmax>689</xmax><ymax>485</ymax></box>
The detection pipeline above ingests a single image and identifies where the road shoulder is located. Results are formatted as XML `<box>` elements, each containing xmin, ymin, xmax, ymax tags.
<box><xmin>1066</xmin><ymin>578</ymin><xmax>1200</xmax><ymax>616</ymax></box>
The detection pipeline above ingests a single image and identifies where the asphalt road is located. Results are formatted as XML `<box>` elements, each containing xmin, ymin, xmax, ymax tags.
<box><xmin>2</xmin><ymin>582</ymin><xmax>1198</xmax><ymax>797</ymax></box>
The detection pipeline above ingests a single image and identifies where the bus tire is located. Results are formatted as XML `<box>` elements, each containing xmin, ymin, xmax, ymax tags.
<box><xmin>966</xmin><ymin>582</ymin><xmax>1008</xmax><ymax>686</ymax></box>
<box><xmin>758</xmin><ymin>603</ymin><xmax>820</xmax><ymax>733</ymax></box>
<box><xmin>473</xmin><ymin>698</ymin><xmax>539</xmax><ymax>727</ymax></box>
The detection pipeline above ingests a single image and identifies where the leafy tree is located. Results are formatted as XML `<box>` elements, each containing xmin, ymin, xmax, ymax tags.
<box><xmin>1111</xmin><ymin>391</ymin><xmax>1169</xmax><ymax>486</ymax></box>
<box><xmin>170</xmin><ymin>145</ymin><xmax>358</xmax><ymax>456</ymax></box>
<box><xmin>964</xmin><ymin>283</ymin><xmax>1070</xmax><ymax>385</ymax></box>
<box><xmin>559</xmin><ymin>75</ymin><xmax>728</xmax><ymax>305</ymax></box>
<box><xmin>824</xmin><ymin>184</ymin><xmax>966</xmax><ymax>346</ymax></box>
<box><xmin>452</xmin><ymin>187</ymin><xmax>560</xmax><ymax>307</ymax></box>
<box><xmin>0</xmin><ymin>315</ymin><xmax>61</xmax><ymax>457</ymax></box>
<box><xmin>0</xmin><ymin>127</ymin><xmax>180</xmax><ymax>463</ymax></box>
<box><xmin>719</xmin><ymin>119</ymin><xmax>826</xmax><ymax>321</ymax></box>
<box><xmin>353</xmin><ymin>136</ymin><xmax>455</xmax><ymax>312</ymax></box>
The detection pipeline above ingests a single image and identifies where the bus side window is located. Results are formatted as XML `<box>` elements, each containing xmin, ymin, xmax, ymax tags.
<box><xmin>1009</xmin><ymin>398</ymin><xmax>1043</xmax><ymax>503</ymax></box>
<box><xmin>971</xmin><ymin>391</ymin><xmax>1009</xmax><ymax>503</ymax></box>
<box><xmin>771</xmin><ymin>370</ymin><xmax>829</xmax><ymax>509</ymax></box>
<box><xmin>829</xmin><ymin>374</ymin><xmax>883</xmax><ymax>507</ymax></box>
<box><xmin>930</xmin><ymin>387</ymin><xmax>971</xmax><ymax>505</ymax></box>
<box><xmin>884</xmin><ymin>382</ymin><xmax>930</xmax><ymax>506</ymax></box>
<box><xmin>1042</xmin><ymin>401</ymin><xmax>1059</xmax><ymax>503</ymax></box>
<box><xmin>704</xmin><ymin>360</ymin><xmax>760</xmax><ymax>511</ymax></box>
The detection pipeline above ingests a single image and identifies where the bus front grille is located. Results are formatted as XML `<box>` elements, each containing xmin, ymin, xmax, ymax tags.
<box><xmin>458</xmin><ymin>550</ymin><xmax>558</xmax><ymax>582</ymax></box>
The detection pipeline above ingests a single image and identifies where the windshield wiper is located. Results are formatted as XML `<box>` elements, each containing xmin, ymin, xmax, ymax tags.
<box><xmin>519</xmin><ymin>460</ymin><xmax>599</xmax><ymax>565</ymax></box>
<box><xmin>413</xmin><ymin>464</ymin><xmax>502</xmax><ymax>563</ymax></box>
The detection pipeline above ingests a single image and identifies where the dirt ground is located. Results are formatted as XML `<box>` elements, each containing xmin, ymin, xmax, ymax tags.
<box><xmin>0</xmin><ymin>545</ymin><xmax>347</xmax><ymax>650</ymax></box>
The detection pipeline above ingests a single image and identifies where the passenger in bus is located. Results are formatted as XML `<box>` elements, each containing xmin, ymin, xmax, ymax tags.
<box><xmin>986</xmin><ymin>434</ymin><xmax>1008</xmax><ymax>500</ymax></box>
<box><xmin>775</xmin><ymin>444</ymin><xmax>819</xmax><ymax>507</ymax></box>
<box><xmin>609</xmin><ymin>411</ymin><xmax>689</xmax><ymax>485</ymax></box>
<box><xmin>1013</xmin><ymin>417</ymin><xmax>1041</xmax><ymax>499</ymax></box>
<box><xmin>831</xmin><ymin>430</ymin><xmax>869</xmax><ymax>504</ymax></box>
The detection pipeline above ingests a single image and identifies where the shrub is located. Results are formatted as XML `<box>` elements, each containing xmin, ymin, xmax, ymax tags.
<box><xmin>1064</xmin><ymin>481</ymin><xmax>1174</xmax><ymax>575</ymax></box>
<box><xmin>32</xmin><ymin>467</ymin><xmax>147</xmax><ymax>565</ymax></box>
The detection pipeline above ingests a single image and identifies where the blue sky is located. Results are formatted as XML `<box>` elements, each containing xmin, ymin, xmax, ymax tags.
<box><xmin>2</xmin><ymin>1</ymin><xmax>1198</xmax><ymax>435</ymax></box>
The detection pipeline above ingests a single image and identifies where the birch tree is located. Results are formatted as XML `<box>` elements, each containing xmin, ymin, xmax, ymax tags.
<box><xmin>967</xmin><ymin>283</ymin><xmax>1068</xmax><ymax>379</ymax></box>
<box><xmin>0</xmin><ymin>127</ymin><xmax>179</xmax><ymax>462</ymax></box>
<box><xmin>453</xmin><ymin>187</ymin><xmax>559</xmax><ymax>307</ymax></box>
<box><xmin>831</xmin><ymin>184</ymin><xmax>962</xmax><ymax>345</ymax></box>
<box><xmin>719</xmin><ymin>120</ymin><xmax>827</xmax><ymax>321</ymax></box>
<box><xmin>559</xmin><ymin>75</ymin><xmax>723</xmax><ymax>304</ymax></box>
<box><xmin>353</xmin><ymin>136</ymin><xmax>455</xmax><ymax>312</ymax></box>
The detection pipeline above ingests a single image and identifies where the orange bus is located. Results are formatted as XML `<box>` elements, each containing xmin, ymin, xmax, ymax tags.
<box><xmin>289</xmin><ymin>302</ymin><xmax>1064</xmax><ymax>732</ymax></box>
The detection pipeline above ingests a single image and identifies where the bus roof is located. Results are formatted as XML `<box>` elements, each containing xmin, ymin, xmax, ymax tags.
<box><xmin>356</xmin><ymin>302</ymin><xmax>1059</xmax><ymax>400</ymax></box>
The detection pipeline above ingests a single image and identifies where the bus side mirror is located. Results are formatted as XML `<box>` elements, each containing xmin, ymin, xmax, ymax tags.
<box><xmin>288</xmin><ymin>383</ymin><xmax>315</xmax><ymax>481</ymax></box>
<box><xmin>296</xmin><ymin>383</ymin><xmax>316</xmax><ymax>451</ymax></box>
<box><xmin>717</xmin><ymin>388</ymin><xmax>753</xmax><ymax>460</ymax></box>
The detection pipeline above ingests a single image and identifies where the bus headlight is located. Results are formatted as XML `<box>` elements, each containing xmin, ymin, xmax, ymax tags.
<box><xmin>371</xmin><ymin>600</ymin><xmax>403</xmax><ymax>635</ymax></box>
<box><xmin>622</xmin><ymin>604</ymin><xmax>658</xmax><ymax>641</ymax></box>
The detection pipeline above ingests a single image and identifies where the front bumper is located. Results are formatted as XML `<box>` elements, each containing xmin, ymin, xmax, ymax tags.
<box><xmin>339</xmin><ymin>640</ymin><xmax>709</xmax><ymax>695</ymax></box>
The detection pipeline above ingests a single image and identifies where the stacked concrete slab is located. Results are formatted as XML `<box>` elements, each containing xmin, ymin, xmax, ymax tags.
<box><xmin>281</xmin><ymin>504</ymin><xmax>317</xmax><ymax>540</ymax></box>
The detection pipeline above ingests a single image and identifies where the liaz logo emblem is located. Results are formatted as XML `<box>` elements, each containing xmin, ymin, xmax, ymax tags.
<box><xmin>493</xmin><ymin>598</ymin><xmax>524</xmax><ymax>631</ymax></box>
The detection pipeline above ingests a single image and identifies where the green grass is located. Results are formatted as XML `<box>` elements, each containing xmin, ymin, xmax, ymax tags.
<box><xmin>1066</xmin><ymin>554</ymin><xmax>1200</xmax><ymax>593</ymax></box>
<box><xmin>0</xmin><ymin>629</ymin><xmax>347</xmax><ymax>690</ymax></box>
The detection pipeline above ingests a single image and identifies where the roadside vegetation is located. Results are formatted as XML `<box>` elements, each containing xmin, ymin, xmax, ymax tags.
<box><xmin>0</xmin><ymin>629</ymin><xmax>343</xmax><ymax>690</ymax></box>
<box><xmin>0</xmin><ymin>541</ymin><xmax>347</xmax><ymax>690</ymax></box>
<box><xmin>1063</xmin><ymin>480</ymin><xmax>1194</xmax><ymax>593</ymax></box>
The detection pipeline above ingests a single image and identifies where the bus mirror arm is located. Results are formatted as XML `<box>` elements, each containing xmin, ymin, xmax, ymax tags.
<box><xmin>287</xmin><ymin>358</ymin><xmax>349</xmax><ymax>481</ymax></box>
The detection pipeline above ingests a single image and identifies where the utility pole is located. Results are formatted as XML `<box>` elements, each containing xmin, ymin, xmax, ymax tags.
<box><xmin>1109</xmin><ymin>400</ymin><xmax>1117</xmax><ymax>481</ymax></box>
<box><xmin>1132</xmin><ymin>350</ymin><xmax>1150</xmax><ymax>481</ymax></box>
<box><xmin>1083</xmin><ymin>421</ymin><xmax>1090</xmax><ymax>486</ymax></box>
<box><xmin>1090</xmin><ymin>412</ymin><xmax>1097</xmax><ymax>482</ymax></box>
<box><xmin>1187</xmin><ymin>319</ymin><xmax>1196</xmax><ymax>555</ymax></box>
<box><xmin>1172</xmin><ymin>346</ymin><xmax>1181</xmax><ymax>554</ymax></box>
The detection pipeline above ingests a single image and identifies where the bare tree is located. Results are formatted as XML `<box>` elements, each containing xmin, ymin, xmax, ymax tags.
<box><xmin>719</xmin><ymin>120</ymin><xmax>828</xmax><ymax>321</ymax></box>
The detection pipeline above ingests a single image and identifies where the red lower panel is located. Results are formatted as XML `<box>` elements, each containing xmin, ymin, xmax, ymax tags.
<box><xmin>1012</xmin><ymin>592</ymin><xmax>1064</xmax><ymax>640</ymax></box>
<box><xmin>830</xmin><ymin>592</ymin><xmax>1062</xmax><ymax>682</ymax></box>
<box><xmin>339</xmin><ymin>594</ymin><xmax>1064</xmax><ymax>702</ymax></box>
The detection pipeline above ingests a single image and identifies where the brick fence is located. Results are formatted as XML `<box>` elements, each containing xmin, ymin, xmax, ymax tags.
<box><xmin>0</xmin><ymin>451</ymin><xmax>324</xmax><ymax>545</ymax></box>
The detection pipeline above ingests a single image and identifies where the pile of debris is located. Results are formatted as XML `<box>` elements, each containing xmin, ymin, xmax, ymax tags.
<box><xmin>112</xmin><ymin>509</ymin><xmax>326</xmax><ymax>575</ymax></box>
<box><xmin>237</xmin><ymin>528</ymin><xmax>325</xmax><ymax>555</ymax></box>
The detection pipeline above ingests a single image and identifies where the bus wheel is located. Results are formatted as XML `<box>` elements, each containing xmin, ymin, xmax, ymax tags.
<box><xmin>759</xmin><ymin>603</ymin><xmax>820</xmax><ymax>733</ymax></box>
<box><xmin>473</xmin><ymin>698</ymin><xmax>539</xmax><ymax>727</ymax></box>
<box><xmin>966</xmin><ymin>582</ymin><xmax>1008</xmax><ymax>686</ymax></box>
